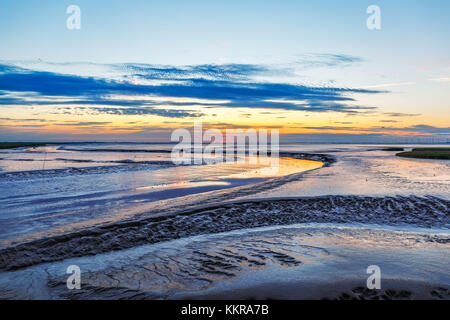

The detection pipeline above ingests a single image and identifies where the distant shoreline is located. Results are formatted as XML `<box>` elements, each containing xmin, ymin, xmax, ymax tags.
<box><xmin>0</xmin><ymin>142</ymin><xmax>48</xmax><ymax>149</ymax></box>
<box><xmin>1</xmin><ymin>142</ymin><xmax>449</xmax><ymax>149</ymax></box>
<box><xmin>0</xmin><ymin>142</ymin><xmax>179</xmax><ymax>149</ymax></box>
<box><xmin>396</xmin><ymin>148</ymin><xmax>450</xmax><ymax>160</ymax></box>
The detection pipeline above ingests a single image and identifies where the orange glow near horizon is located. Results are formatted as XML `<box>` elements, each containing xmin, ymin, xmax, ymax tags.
<box><xmin>1</xmin><ymin>96</ymin><xmax>449</xmax><ymax>140</ymax></box>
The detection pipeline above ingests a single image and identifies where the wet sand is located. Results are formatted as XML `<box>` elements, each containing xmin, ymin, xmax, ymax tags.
<box><xmin>0</xmin><ymin>194</ymin><xmax>448</xmax><ymax>271</ymax></box>
<box><xmin>0</xmin><ymin>224</ymin><xmax>448</xmax><ymax>299</ymax></box>
<box><xmin>0</xmin><ymin>144</ymin><xmax>449</xmax><ymax>299</ymax></box>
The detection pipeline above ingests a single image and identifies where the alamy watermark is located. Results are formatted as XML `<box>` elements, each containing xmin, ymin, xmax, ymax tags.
<box><xmin>66</xmin><ymin>5</ymin><xmax>81</xmax><ymax>30</ymax></box>
<box><xmin>66</xmin><ymin>265</ymin><xmax>81</xmax><ymax>290</ymax></box>
<box><xmin>366</xmin><ymin>265</ymin><xmax>381</xmax><ymax>289</ymax></box>
<box><xmin>366</xmin><ymin>5</ymin><xmax>381</xmax><ymax>30</ymax></box>
<box><xmin>171</xmin><ymin>122</ymin><xmax>280</xmax><ymax>172</ymax></box>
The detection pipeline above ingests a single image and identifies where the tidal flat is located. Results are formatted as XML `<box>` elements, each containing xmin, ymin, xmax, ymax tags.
<box><xmin>0</xmin><ymin>143</ymin><xmax>448</xmax><ymax>299</ymax></box>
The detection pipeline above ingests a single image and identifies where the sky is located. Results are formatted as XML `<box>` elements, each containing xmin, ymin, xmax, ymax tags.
<box><xmin>0</xmin><ymin>0</ymin><xmax>449</xmax><ymax>142</ymax></box>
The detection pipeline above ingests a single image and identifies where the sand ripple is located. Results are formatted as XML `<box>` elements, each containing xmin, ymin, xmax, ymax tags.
<box><xmin>0</xmin><ymin>195</ymin><xmax>448</xmax><ymax>271</ymax></box>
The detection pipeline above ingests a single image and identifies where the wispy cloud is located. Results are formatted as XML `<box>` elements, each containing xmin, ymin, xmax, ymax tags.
<box><xmin>294</xmin><ymin>53</ymin><xmax>363</xmax><ymax>69</ymax></box>
<box><xmin>119</xmin><ymin>63</ymin><xmax>274</xmax><ymax>81</ymax></box>
<box><xmin>0</xmin><ymin>60</ymin><xmax>383</xmax><ymax>117</ymax></box>
<box><xmin>428</xmin><ymin>77</ymin><xmax>450</xmax><ymax>83</ymax></box>
<box><xmin>301</xmin><ymin>126</ymin><xmax>355</xmax><ymax>131</ymax></box>
<box><xmin>379</xmin><ymin>119</ymin><xmax>400</xmax><ymax>123</ymax></box>
<box><xmin>383</xmin><ymin>112</ymin><xmax>421</xmax><ymax>117</ymax></box>
<box><xmin>391</xmin><ymin>124</ymin><xmax>450</xmax><ymax>134</ymax></box>
<box><xmin>362</xmin><ymin>82</ymin><xmax>415</xmax><ymax>89</ymax></box>
<box><xmin>298</xmin><ymin>124</ymin><xmax>450</xmax><ymax>135</ymax></box>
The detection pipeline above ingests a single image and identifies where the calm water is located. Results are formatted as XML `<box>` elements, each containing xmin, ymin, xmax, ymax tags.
<box><xmin>0</xmin><ymin>143</ymin><xmax>322</xmax><ymax>245</ymax></box>
<box><xmin>0</xmin><ymin>143</ymin><xmax>449</xmax><ymax>246</ymax></box>
<box><xmin>252</xmin><ymin>144</ymin><xmax>450</xmax><ymax>200</ymax></box>
<box><xmin>0</xmin><ymin>143</ymin><xmax>449</xmax><ymax>299</ymax></box>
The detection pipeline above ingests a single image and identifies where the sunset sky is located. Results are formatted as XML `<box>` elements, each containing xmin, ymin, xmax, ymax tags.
<box><xmin>0</xmin><ymin>0</ymin><xmax>449</xmax><ymax>142</ymax></box>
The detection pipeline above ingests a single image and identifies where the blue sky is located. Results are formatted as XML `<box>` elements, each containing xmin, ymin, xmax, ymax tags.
<box><xmin>0</xmin><ymin>0</ymin><xmax>449</xmax><ymax>142</ymax></box>
<box><xmin>1</xmin><ymin>0</ymin><xmax>449</xmax><ymax>64</ymax></box>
